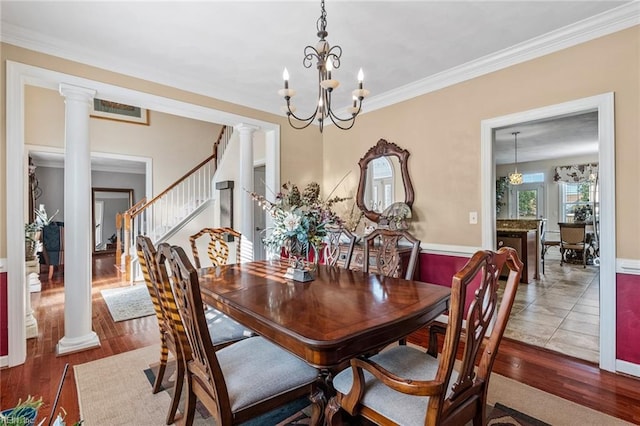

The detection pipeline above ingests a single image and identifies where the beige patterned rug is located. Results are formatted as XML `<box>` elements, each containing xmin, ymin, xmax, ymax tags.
<box><xmin>100</xmin><ymin>285</ymin><xmax>155</xmax><ymax>322</ymax></box>
<box><xmin>75</xmin><ymin>345</ymin><xmax>631</xmax><ymax>426</ymax></box>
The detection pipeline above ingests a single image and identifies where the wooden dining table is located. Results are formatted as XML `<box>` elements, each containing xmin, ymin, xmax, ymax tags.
<box><xmin>198</xmin><ymin>260</ymin><xmax>450</xmax><ymax>372</ymax></box>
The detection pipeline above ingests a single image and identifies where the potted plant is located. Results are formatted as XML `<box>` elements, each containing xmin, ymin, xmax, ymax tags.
<box><xmin>24</xmin><ymin>223</ymin><xmax>40</xmax><ymax>261</ymax></box>
<box><xmin>24</xmin><ymin>205</ymin><xmax>59</xmax><ymax>261</ymax></box>
<box><xmin>0</xmin><ymin>395</ymin><xmax>42</xmax><ymax>425</ymax></box>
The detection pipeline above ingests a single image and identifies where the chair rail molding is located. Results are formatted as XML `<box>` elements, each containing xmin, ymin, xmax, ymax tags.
<box><xmin>616</xmin><ymin>258</ymin><xmax>640</xmax><ymax>276</ymax></box>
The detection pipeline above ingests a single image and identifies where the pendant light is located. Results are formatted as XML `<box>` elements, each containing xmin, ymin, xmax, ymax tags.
<box><xmin>509</xmin><ymin>131</ymin><xmax>523</xmax><ymax>185</ymax></box>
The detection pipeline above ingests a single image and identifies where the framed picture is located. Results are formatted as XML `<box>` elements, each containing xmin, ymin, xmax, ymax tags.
<box><xmin>90</xmin><ymin>99</ymin><xmax>149</xmax><ymax>125</ymax></box>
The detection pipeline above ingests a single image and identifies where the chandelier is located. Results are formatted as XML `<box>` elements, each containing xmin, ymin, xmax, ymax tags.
<box><xmin>509</xmin><ymin>131</ymin><xmax>523</xmax><ymax>185</ymax></box>
<box><xmin>278</xmin><ymin>0</ymin><xmax>369</xmax><ymax>133</ymax></box>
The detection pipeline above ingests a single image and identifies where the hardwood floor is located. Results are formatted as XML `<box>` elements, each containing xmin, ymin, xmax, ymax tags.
<box><xmin>2</xmin><ymin>254</ymin><xmax>640</xmax><ymax>425</ymax></box>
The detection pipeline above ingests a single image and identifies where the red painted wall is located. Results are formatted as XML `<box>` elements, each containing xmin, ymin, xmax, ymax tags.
<box><xmin>616</xmin><ymin>273</ymin><xmax>640</xmax><ymax>364</ymax></box>
<box><xmin>419</xmin><ymin>252</ymin><xmax>471</xmax><ymax>287</ymax></box>
<box><xmin>419</xmin><ymin>252</ymin><xmax>482</xmax><ymax>314</ymax></box>
<box><xmin>0</xmin><ymin>271</ymin><xmax>7</xmax><ymax>356</ymax></box>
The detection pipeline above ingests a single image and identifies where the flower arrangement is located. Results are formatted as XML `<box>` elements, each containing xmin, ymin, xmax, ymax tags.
<box><xmin>24</xmin><ymin>205</ymin><xmax>59</xmax><ymax>261</ymax></box>
<box><xmin>251</xmin><ymin>182</ymin><xmax>348</xmax><ymax>265</ymax></box>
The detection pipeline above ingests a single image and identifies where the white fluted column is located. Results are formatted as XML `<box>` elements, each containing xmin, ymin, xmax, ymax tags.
<box><xmin>235</xmin><ymin>124</ymin><xmax>259</xmax><ymax>262</ymax></box>
<box><xmin>57</xmin><ymin>84</ymin><xmax>100</xmax><ymax>355</ymax></box>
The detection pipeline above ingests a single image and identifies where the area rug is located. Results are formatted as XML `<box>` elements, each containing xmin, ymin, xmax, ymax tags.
<box><xmin>487</xmin><ymin>403</ymin><xmax>550</xmax><ymax>426</ymax></box>
<box><xmin>75</xmin><ymin>345</ymin><xmax>632</xmax><ymax>426</ymax></box>
<box><xmin>100</xmin><ymin>284</ymin><xmax>155</xmax><ymax>322</ymax></box>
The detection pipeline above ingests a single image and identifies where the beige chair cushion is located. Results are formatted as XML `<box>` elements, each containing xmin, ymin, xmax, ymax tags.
<box><xmin>333</xmin><ymin>345</ymin><xmax>459</xmax><ymax>426</ymax></box>
<box><xmin>217</xmin><ymin>336</ymin><xmax>318</xmax><ymax>412</ymax></box>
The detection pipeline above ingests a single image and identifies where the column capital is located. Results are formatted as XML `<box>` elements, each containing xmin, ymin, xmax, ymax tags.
<box><xmin>59</xmin><ymin>83</ymin><xmax>96</xmax><ymax>102</ymax></box>
<box><xmin>234</xmin><ymin>123</ymin><xmax>260</xmax><ymax>135</ymax></box>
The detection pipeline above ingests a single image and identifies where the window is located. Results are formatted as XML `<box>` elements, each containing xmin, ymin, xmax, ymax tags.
<box><xmin>560</xmin><ymin>181</ymin><xmax>598</xmax><ymax>222</ymax></box>
<box><xmin>522</xmin><ymin>172</ymin><xmax>544</xmax><ymax>183</ymax></box>
<box><xmin>509</xmin><ymin>173</ymin><xmax>545</xmax><ymax>219</ymax></box>
<box><xmin>366</xmin><ymin>157</ymin><xmax>394</xmax><ymax>212</ymax></box>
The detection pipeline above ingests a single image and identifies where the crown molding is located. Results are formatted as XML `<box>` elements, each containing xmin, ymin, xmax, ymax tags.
<box><xmin>350</xmin><ymin>2</ymin><xmax>640</xmax><ymax>116</ymax></box>
<box><xmin>2</xmin><ymin>3</ymin><xmax>638</xmax><ymax>118</ymax></box>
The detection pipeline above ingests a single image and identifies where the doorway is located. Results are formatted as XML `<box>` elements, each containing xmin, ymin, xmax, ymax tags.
<box><xmin>253</xmin><ymin>165</ymin><xmax>266</xmax><ymax>260</ymax></box>
<box><xmin>480</xmin><ymin>93</ymin><xmax>616</xmax><ymax>372</ymax></box>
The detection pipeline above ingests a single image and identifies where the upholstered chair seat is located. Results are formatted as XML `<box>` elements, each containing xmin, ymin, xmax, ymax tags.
<box><xmin>217</xmin><ymin>336</ymin><xmax>319</xmax><ymax>413</ymax></box>
<box><xmin>333</xmin><ymin>345</ymin><xmax>459</xmax><ymax>426</ymax></box>
<box><xmin>204</xmin><ymin>308</ymin><xmax>254</xmax><ymax>347</ymax></box>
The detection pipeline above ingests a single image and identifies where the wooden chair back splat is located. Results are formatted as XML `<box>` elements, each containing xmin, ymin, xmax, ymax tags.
<box><xmin>324</xmin><ymin>224</ymin><xmax>357</xmax><ymax>269</ymax></box>
<box><xmin>189</xmin><ymin>227</ymin><xmax>242</xmax><ymax>268</ymax></box>
<box><xmin>363</xmin><ymin>228</ymin><xmax>421</xmax><ymax>281</ymax></box>
<box><xmin>326</xmin><ymin>247</ymin><xmax>523</xmax><ymax>426</ymax></box>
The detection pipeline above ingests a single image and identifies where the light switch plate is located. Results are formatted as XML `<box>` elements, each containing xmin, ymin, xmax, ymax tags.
<box><xmin>469</xmin><ymin>211</ymin><xmax>478</xmax><ymax>224</ymax></box>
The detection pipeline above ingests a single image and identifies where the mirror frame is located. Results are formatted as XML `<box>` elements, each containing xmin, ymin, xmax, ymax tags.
<box><xmin>92</xmin><ymin>187</ymin><xmax>133</xmax><ymax>254</ymax></box>
<box><xmin>356</xmin><ymin>139</ymin><xmax>414</xmax><ymax>223</ymax></box>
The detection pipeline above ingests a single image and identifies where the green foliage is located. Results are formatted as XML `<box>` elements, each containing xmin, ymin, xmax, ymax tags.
<box><xmin>578</xmin><ymin>183</ymin><xmax>591</xmax><ymax>202</ymax></box>
<box><xmin>496</xmin><ymin>177</ymin><xmax>508</xmax><ymax>214</ymax></box>
<box><xmin>518</xmin><ymin>190</ymin><xmax>537</xmax><ymax>218</ymax></box>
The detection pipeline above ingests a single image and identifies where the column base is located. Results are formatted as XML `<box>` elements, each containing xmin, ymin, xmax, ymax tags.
<box><xmin>56</xmin><ymin>332</ymin><xmax>101</xmax><ymax>356</ymax></box>
<box><xmin>28</xmin><ymin>272</ymin><xmax>41</xmax><ymax>292</ymax></box>
<box><xmin>25</xmin><ymin>311</ymin><xmax>38</xmax><ymax>339</ymax></box>
<box><xmin>25</xmin><ymin>260</ymin><xmax>42</xmax><ymax>292</ymax></box>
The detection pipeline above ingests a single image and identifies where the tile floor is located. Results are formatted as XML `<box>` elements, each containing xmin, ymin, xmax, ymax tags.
<box><xmin>500</xmin><ymin>248</ymin><xmax>600</xmax><ymax>363</ymax></box>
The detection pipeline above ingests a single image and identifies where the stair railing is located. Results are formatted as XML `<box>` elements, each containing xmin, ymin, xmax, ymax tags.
<box><xmin>120</xmin><ymin>125</ymin><xmax>233</xmax><ymax>281</ymax></box>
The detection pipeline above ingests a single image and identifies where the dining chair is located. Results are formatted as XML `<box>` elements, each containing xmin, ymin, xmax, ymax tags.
<box><xmin>164</xmin><ymin>244</ymin><xmax>321</xmax><ymax>426</ymax></box>
<box><xmin>136</xmin><ymin>236</ymin><xmax>253</xmax><ymax>425</ymax></box>
<box><xmin>363</xmin><ymin>228</ymin><xmax>420</xmax><ymax>280</ymax></box>
<box><xmin>559</xmin><ymin>222</ymin><xmax>588</xmax><ymax>268</ymax></box>
<box><xmin>541</xmin><ymin>224</ymin><xmax>560</xmax><ymax>274</ymax></box>
<box><xmin>326</xmin><ymin>247</ymin><xmax>523</xmax><ymax>426</ymax></box>
<box><xmin>189</xmin><ymin>227</ymin><xmax>243</xmax><ymax>268</ymax></box>
<box><xmin>323</xmin><ymin>223</ymin><xmax>357</xmax><ymax>269</ymax></box>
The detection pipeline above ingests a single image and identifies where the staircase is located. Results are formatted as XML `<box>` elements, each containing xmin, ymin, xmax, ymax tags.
<box><xmin>119</xmin><ymin>125</ymin><xmax>234</xmax><ymax>281</ymax></box>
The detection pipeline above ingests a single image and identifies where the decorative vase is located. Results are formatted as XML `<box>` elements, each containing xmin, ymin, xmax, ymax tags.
<box><xmin>283</xmin><ymin>237</ymin><xmax>316</xmax><ymax>282</ymax></box>
<box><xmin>25</xmin><ymin>231</ymin><xmax>38</xmax><ymax>261</ymax></box>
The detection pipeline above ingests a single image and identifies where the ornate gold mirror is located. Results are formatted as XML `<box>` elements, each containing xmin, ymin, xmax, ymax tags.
<box><xmin>356</xmin><ymin>139</ymin><xmax>414</xmax><ymax>223</ymax></box>
<box><xmin>92</xmin><ymin>187</ymin><xmax>133</xmax><ymax>253</ymax></box>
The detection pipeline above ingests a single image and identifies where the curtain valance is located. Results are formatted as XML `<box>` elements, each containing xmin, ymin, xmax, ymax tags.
<box><xmin>553</xmin><ymin>163</ymin><xmax>598</xmax><ymax>183</ymax></box>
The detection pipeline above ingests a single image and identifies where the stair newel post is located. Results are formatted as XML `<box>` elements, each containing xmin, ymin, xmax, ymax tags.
<box><xmin>115</xmin><ymin>212</ymin><xmax>123</xmax><ymax>271</ymax></box>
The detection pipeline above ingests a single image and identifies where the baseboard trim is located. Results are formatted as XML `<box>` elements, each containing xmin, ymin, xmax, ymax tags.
<box><xmin>0</xmin><ymin>355</ymin><xmax>8</xmax><ymax>368</ymax></box>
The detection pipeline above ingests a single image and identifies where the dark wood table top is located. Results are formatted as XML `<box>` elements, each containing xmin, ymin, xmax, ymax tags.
<box><xmin>198</xmin><ymin>260</ymin><xmax>451</xmax><ymax>368</ymax></box>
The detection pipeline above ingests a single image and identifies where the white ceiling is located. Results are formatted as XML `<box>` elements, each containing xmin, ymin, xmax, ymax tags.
<box><xmin>2</xmin><ymin>1</ymin><xmax>630</xmax><ymax>162</ymax></box>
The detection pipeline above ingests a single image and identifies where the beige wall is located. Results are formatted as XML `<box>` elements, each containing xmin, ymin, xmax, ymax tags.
<box><xmin>26</xmin><ymin>86</ymin><xmax>220</xmax><ymax>191</ymax></box>
<box><xmin>323</xmin><ymin>26</ymin><xmax>640</xmax><ymax>259</ymax></box>
<box><xmin>0</xmin><ymin>43</ymin><xmax>323</xmax><ymax>256</ymax></box>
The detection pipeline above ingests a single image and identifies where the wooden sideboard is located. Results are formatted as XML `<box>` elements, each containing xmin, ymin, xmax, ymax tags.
<box><xmin>336</xmin><ymin>243</ymin><xmax>419</xmax><ymax>280</ymax></box>
<box><xmin>497</xmin><ymin>230</ymin><xmax>536</xmax><ymax>283</ymax></box>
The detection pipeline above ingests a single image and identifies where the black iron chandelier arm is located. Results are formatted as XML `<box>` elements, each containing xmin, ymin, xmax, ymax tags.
<box><xmin>303</xmin><ymin>46</ymin><xmax>322</xmax><ymax>68</ymax></box>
